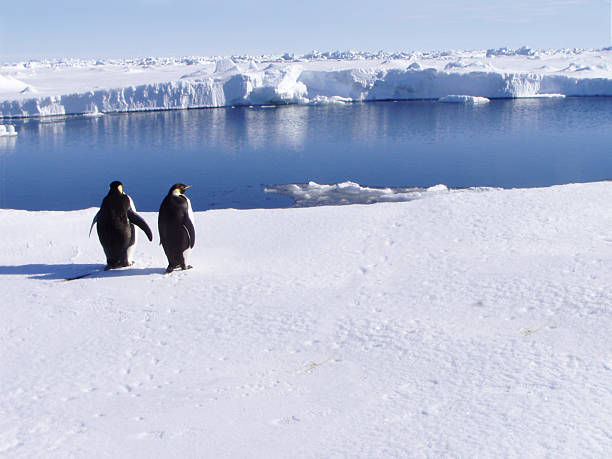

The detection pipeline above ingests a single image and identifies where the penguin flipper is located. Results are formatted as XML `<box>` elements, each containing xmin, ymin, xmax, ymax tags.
<box><xmin>88</xmin><ymin>211</ymin><xmax>99</xmax><ymax>237</ymax></box>
<box><xmin>183</xmin><ymin>218</ymin><xmax>196</xmax><ymax>249</ymax></box>
<box><xmin>128</xmin><ymin>210</ymin><xmax>153</xmax><ymax>241</ymax></box>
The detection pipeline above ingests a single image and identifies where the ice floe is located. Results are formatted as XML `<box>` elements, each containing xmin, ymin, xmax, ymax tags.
<box><xmin>265</xmin><ymin>181</ymin><xmax>453</xmax><ymax>206</ymax></box>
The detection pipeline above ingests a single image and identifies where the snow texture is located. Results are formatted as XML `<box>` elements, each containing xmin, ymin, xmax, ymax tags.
<box><xmin>3</xmin><ymin>47</ymin><xmax>612</xmax><ymax>117</ymax></box>
<box><xmin>1</xmin><ymin>182</ymin><xmax>611</xmax><ymax>457</ymax></box>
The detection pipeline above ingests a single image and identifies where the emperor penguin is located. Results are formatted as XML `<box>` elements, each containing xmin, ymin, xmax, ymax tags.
<box><xmin>89</xmin><ymin>181</ymin><xmax>153</xmax><ymax>270</ymax></box>
<box><xmin>158</xmin><ymin>183</ymin><xmax>195</xmax><ymax>273</ymax></box>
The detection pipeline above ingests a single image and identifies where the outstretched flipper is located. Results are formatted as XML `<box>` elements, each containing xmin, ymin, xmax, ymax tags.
<box><xmin>88</xmin><ymin>211</ymin><xmax>99</xmax><ymax>237</ymax></box>
<box><xmin>128</xmin><ymin>210</ymin><xmax>153</xmax><ymax>241</ymax></box>
<box><xmin>183</xmin><ymin>217</ymin><xmax>196</xmax><ymax>249</ymax></box>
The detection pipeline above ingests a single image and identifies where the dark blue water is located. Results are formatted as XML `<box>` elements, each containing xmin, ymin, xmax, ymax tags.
<box><xmin>1</xmin><ymin>98</ymin><xmax>611</xmax><ymax>211</ymax></box>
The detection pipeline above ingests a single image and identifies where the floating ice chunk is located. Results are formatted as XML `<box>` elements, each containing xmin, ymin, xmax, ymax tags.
<box><xmin>264</xmin><ymin>181</ymin><xmax>450</xmax><ymax>207</ymax></box>
<box><xmin>303</xmin><ymin>95</ymin><xmax>352</xmax><ymax>105</ymax></box>
<box><xmin>82</xmin><ymin>107</ymin><xmax>104</xmax><ymax>117</ymax></box>
<box><xmin>529</xmin><ymin>93</ymin><xmax>566</xmax><ymax>99</ymax></box>
<box><xmin>0</xmin><ymin>125</ymin><xmax>17</xmax><ymax>136</ymax></box>
<box><xmin>438</xmin><ymin>95</ymin><xmax>490</xmax><ymax>104</ymax></box>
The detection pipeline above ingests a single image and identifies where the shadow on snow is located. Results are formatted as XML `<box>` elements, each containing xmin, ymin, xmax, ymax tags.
<box><xmin>0</xmin><ymin>263</ymin><xmax>166</xmax><ymax>280</ymax></box>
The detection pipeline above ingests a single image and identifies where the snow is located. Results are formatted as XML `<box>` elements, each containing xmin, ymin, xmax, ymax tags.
<box><xmin>1</xmin><ymin>182</ymin><xmax>611</xmax><ymax>457</ymax></box>
<box><xmin>3</xmin><ymin>47</ymin><xmax>612</xmax><ymax>117</ymax></box>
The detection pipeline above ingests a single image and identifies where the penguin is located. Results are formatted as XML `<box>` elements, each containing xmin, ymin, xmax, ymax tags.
<box><xmin>158</xmin><ymin>183</ymin><xmax>195</xmax><ymax>273</ymax></box>
<box><xmin>89</xmin><ymin>181</ymin><xmax>153</xmax><ymax>270</ymax></box>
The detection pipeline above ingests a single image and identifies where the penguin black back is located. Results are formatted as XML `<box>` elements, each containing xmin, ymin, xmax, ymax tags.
<box><xmin>91</xmin><ymin>181</ymin><xmax>153</xmax><ymax>270</ymax></box>
<box><xmin>158</xmin><ymin>183</ymin><xmax>195</xmax><ymax>273</ymax></box>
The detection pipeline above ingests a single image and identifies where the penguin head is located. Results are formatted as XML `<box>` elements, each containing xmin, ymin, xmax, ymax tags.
<box><xmin>168</xmin><ymin>183</ymin><xmax>191</xmax><ymax>196</ymax></box>
<box><xmin>109</xmin><ymin>181</ymin><xmax>124</xmax><ymax>194</ymax></box>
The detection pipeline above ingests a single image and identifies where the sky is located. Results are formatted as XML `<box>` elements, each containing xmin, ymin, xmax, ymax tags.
<box><xmin>0</xmin><ymin>0</ymin><xmax>610</xmax><ymax>62</ymax></box>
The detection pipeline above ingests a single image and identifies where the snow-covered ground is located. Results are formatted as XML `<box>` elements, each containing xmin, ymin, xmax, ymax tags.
<box><xmin>2</xmin><ymin>47</ymin><xmax>612</xmax><ymax>117</ymax></box>
<box><xmin>1</xmin><ymin>182</ymin><xmax>610</xmax><ymax>457</ymax></box>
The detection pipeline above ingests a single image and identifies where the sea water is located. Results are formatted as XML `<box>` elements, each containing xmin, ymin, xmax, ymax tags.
<box><xmin>1</xmin><ymin>97</ymin><xmax>611</xmax><ymax>211</ymax></box>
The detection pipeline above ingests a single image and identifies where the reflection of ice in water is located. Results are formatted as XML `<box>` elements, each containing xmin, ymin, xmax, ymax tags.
<box><xmin>37</xmin><ymin>118</ymin><xmax>67</xmax><ymax>147</ymax></box>
<box><xmin>0</xmin><ymin>137</ymin><xmax>16</xmax><ymax>209</ymax></box>
<box><xmin>244</xmin><ymin>106</ymin><xmax>307</xmax><ymax>151</ymax></box>
<box><xmin>93</xmin><ymin>105</ymin><xmax>309</xmax><ymax>153</ymax></box>
<box><xmin>0</xmin><ymin>136</ymin><xmax>17</xmax><ymax>154</ymax></box>
<box><xmin>0</xmin><ymin>125</ymin><xmax>18</xmax><ymax>155</ymax></box>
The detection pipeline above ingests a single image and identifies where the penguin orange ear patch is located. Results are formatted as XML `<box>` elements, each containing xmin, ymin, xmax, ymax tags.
<box><xmin>118</xmin><ymin>185</ymin><xmax>124</xmax><ymax>193</ymax></box>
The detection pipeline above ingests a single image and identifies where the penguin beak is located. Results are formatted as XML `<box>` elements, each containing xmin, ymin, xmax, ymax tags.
<box><xmin>183</xmin><ymin>185</ymin><xmax>192</xmax><ymax>190</ymax></box>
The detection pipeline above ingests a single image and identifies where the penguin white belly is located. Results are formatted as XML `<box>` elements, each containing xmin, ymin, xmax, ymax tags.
<box><xmin>186</xmin><ymin>195</ymin><xmax>194</xmax><ymax>228</ymax></box>
<box><xmin>183</xmin><ymin>195</ymin><xmax>194</xmax><ymax>263</ymax></box>
<box><xmin>126</xmin><ymin>195</ymin><xmax>138</xmax><ymax>263</ymax></box>
<box><xmin>182</xmin><ymin>246</ymin><xmax>191</xmax><ymax>263</ymax></box>
<box><xmin>127</xmin><ymin>228</ymin><xmax>137</xmax><ymax>263</ymax></box>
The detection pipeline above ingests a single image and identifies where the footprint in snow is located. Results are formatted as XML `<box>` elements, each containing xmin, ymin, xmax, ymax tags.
<box><xmin>268</xmin><ymin>416</ymin><xmax>300</xmax><ymax>426</ymax></box>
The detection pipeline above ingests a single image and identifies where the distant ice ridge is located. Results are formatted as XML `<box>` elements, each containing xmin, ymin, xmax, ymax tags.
<box><xmin>265</xmin><ymin>181</ymin><xmax>454</xmax><ymax>207</ymax></box>
<box><xmin>2</xmin><ymin>47</ymin><xmax>612</xmax><ymax>117</ymax></box>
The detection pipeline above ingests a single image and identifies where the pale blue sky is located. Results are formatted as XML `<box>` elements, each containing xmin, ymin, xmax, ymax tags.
<box><xmin>0</xmin><ymin>0</ymin><xmax>609</xmax><ymax>62</ymax></box>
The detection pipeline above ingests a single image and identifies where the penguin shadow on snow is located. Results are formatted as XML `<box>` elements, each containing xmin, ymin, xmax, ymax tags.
<box><xmin>0</xmin><ymin>263</ymin><xmax>165</xmax><ymax>280</ymax></box>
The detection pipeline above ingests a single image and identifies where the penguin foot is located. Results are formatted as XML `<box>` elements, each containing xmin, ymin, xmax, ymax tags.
<box><xmin>165</xmin><ymin>264</ymin><xmax>192</xmax><ymax>274</ymax></box>
<box><xmin>105</xmin><ymin>260</ymin><xmax>134</xmax><ymax>271</ymax></box>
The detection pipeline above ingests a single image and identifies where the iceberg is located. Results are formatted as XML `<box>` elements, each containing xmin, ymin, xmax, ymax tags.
<box><xmin>2</xmin><ymin>47</ymin><xmax>612</xmax><ymax>117</ymax></box>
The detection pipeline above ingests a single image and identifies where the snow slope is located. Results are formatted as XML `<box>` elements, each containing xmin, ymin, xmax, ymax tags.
<box><xmin>2</xmin><ymin>48</ymin><xmax>612</xmax><ymax>117</ymax></box>
<box><xmin>1</xmin><ymin>182</ymin><xmax>611</xmax><ymax>457</ymax></box>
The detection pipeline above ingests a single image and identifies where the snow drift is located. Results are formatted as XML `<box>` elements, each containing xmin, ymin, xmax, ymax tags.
<box><xmin>1</xmin><ymin>182</ymin><xmax>610</xmax><ymax>456</ymax></box>
<box><xmin>3</xmin><ymin>48</ymin><xmax>612</xmax><ymax>117</ymax></box>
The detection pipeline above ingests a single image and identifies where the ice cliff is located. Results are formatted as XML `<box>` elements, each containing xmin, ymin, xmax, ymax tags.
<box><xmin>2</xmin><ymin>47</ymin><xmax>612</xmax><ymax>117</ymax></box>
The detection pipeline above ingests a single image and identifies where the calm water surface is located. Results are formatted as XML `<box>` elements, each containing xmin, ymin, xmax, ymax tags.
<box><xmin>1</xmin><ymin>98</ymin><xmax>611</xmax><ymax>211</ymax></box>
